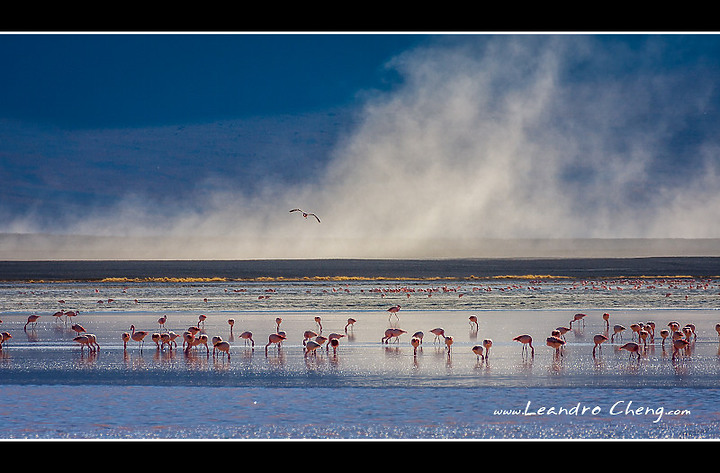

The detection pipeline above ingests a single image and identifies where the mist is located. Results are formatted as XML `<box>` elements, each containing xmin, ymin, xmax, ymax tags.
<box><xmin>3</xmin><ymin>35</ymin><xmax>720</xmax><ymax>260</ymax></box>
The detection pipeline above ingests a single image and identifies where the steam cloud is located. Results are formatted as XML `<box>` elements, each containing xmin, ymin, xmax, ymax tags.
<box><xmin>3</xmin><ymin>35</ymin><xmax>720</xmax><ymax>259</ymax></box>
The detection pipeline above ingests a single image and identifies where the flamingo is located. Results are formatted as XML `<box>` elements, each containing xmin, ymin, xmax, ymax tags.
<box><xmin>73</xmin><ymin>334</ymin><xmax>91</xmax><ymax>352</ymax></box>
<box><xmin>444</xmin><ymin>335</ymin><xmax>454</xmax><ymax>354</ymax></box>
<box><xmin>228</xmin><ymin>319</ymin><xmax>235</xmax><ymax>335</ymax></box>
<box><xmin>345</xmin><ymin>318</ymin><xmax>356</xmax><ymax>333</ymax></box>
<box><xmin>629</xmin><ymin>323</ymin><xmax>642</xmax><ymax>340</ymax></box>
<box><xmin>314</xmin><ymin>316</ymin><xmax>323</xmax><ymax>333</ymax></box>
<box><xmin>684</xmin><ymin>324</ymin><xmax>697</xmax><ymax>340</ymax></box>
<box><xmin>660</xmin><ymin>328</ymin><xmax>670</xmax><ymax>347</ymax></box>
<box><xmin>162</xmin><ymin>331</ymin><xmax>179</xmax><ymax>350</ymax></box>
<box><xmin>129</xmin><ymin>324</ymin><xmax>149</xmax><ymax>350</ymax></box>
<box><xmin>715</xmin><ymin>323</ymin><xmax>720</xmax><ymax>337</ymax></box>
<box><xmin>672</xmin><ymin>338</ymin><xmax>691</xmax><ymax>360</ymax></box>
<box><xmin>71</xmin><ymin>323</ymin><xmax>86</xmax><ymax>335</ymax></box>
<box><xmin>611</xmin><ymin>324</ymin><xmax>626</xmax><ymax>342</ymax></box>
<box><xmin>472</xmin><ymin>345</ymin><xmax>485</xmax><ymax>362</ymax></box>
<box><xmin>412</xmin><ymin>331</ymin><xmax>424</xmax><ymax>344</ymax></box>
<box><xmin>638</xmin><ymin>329</ymin><xmax>650</xmax><ymax>347</ymax></box>
<box><xmin>214</xmin><ymin>339</ymin><xmax>231</xmax><ymax>359</ymax></box>
<box><xmin>121</xmin><ymin>332</ymin><xmax>130</xmax><ymax>350</ymax></box>
<box><xmin>240</xmin><ymin>331</ymin><xmax>255</xmax><ymax>347</ymax></box>
<box><xmin>387</xmin><ymin>305</ymin><xmax>401</xmax><ymax>321</ymax></box>
<box><xmin>329</xmin><ymin>338</ymin><xmax>340</xmax><ymax>354</ymax></box>
<box><xmin>513</xmin><ymin>334</ymin><xmax>534</xmax><ymax>357</ymax></box>
<box><xmin>275</xmin><ymin>317</ymin><xmax>283</xmax><ymax>332</ymax></box>
<box><xmin>382</xmin><ymin>328</ymin><xmax>406</xmax><ymax>344</ymax></box>
<box><xmin>265</xmin><ymin>333</ymin><xmax>286</xmax><ymax>350</ymax></box>
<box><xmin>192</xmin><ymin>334</ymin><xmax>210</xmax><ymax>354</ymax></box>
<box><xmin>85</xmin><ymin>333</ymin><xmax>100</xmax><ymax>351</ymax></box>
<box><xmin>469</xmin><ymin>315</ymin><xmax>479</xmax><ymax>331</ymax></box>
<box><xmin>326</xmin><ymin>333</ymin><xmax>345</xmax><ymax>351</ymax></box>
<box><xmin>482</xmin><ymin>339</ymin><xmax>493</xmax><ymax>359</ymax></box>
<box><xmin>0</xmin><ymin>332</ymin><xmax>11</xmax><ymax>349</ymax></box>
<box><xmin>429</xmin><ymin>328</ymin><xmax>445</xmax><ymax>343</ymax></box>
<box><xmin>555</xmin><ymin>326</ymin><xmax>570</xmax><ymax>341</ymax></box>
<box><xmin>305</xmin><ymin>339</ymin><xmax>322</xmax><ymax>356</ymax></box>
<box><xmin>64</xmin><ymin>310</ymin><xmax>78</xmax><ymax>325</ymax></box>
<box><xmin>198</xmin><ymin>314</ymin><xmax>207</xmax><ymax>328</ymax></box>
<box><xmin>619</xmin><ymin>342</ymin><xmax>641</xmax><ymax>359</ymax></box>
<box><xmin>181</xmin><ymin>331</ymin><xmax>194</xmax><ymax>350</ymax></box>
<box><xmin>151</xmin><ymin>333</ymin><xmax>161</xmax><ymax>349</ymax></box>
<box><xmin>570</xmin><ymin>313</ymin><xmax>586</xmax><ymax>328</ymax></box>
<box><xmin>303</xmin><ymin>330</ymin><xmax>319</xmax><ymax>345</ymax></box>
<box><xmin>157</xmin><ymin>315</ymin><xmax>168</xmax><ymax>331</ymax></box>
<box><xmin>289</xmin><ymin>208</ymin><xmax>321</xmax><ymax>223</ymax></box>
<box><xmin>52</xmin><ymin>310</ymin><xmax>65</xmax><ymax>323</ymax></box>
<box><xmin>592</xmin><ymin>334</ymin><xmax>608</xmax><ymax>355</ymax></box>
<box><xmin>602</xmin><ymin>313</ymin><xmax>610</xmax><ymax>330</ymax></box>
<box><xmin>411</xmin><ymin>337</ymin><xmax>421</xmax><ymax>355</ymax></box>
<box><xmin>24</xmin><ymin>314</ymin><xmax>40</xmax><ymax>330</ymax></box>
<box><xmin>314</xmin><ymin>335</ymin><xmax>328</xmax><ymax>347</ymax></box>
<box><xmin>645</xmin><ymin>321</ymin><xmax>656</xmax><ymax>341</ymax></box>
<box><xmin>546</xmin><ymin>336</ymin><xmax>565</xmax><ymax>357</ymax></box>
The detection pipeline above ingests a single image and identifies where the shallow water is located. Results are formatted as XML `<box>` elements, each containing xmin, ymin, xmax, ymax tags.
<box><xmin>1</xmin><ymin>259</ymin><xmax>720</xmax><ymax>439</ymax></box>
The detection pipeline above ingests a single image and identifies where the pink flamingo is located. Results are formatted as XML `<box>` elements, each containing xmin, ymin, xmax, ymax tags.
<box><xmin>85</xmin><ymin>333</ymin><xmax>99</xmax><ymax>351</ymax></box>
<box><xmin>382</xmin><ymin>328</ymin><xmax>406</xmax><ymax>344</ymax></box>
<box><xmin>52</xmin><ymin>310</ymin><xmax>65</xmax><ymax>323</ymax></box>
<box><xmin>387</xmin><ymin>305</ymin><xmax>401</xmax><ymax>321</ymax></box>
<box><xmin>411</xmin><ymin>337</ymin><xmax>421</xmax><ymax>356</ymax></box>
<box><xmin>129</xmin><ymin>324</ymin><xmax>149</xmax><ymax>350</ymax></box>
<box><xmin>482</xmin><ymin>339</ymin><xmax>493</xmax><ymax>359</ymax></box>
<box><xmin>546</xmin><ymin>336</ymin><xmax>565</xmax><ymax>357</ymax></box>
<box><xmin>240</xmin><ymin>331</ymin><xmax>255</xmax><ymax>347</ymax></box>
<box><xmin>469</xmin><ymin>315</ymin><xmax>479</xmax><ymax>331</ymax></box>
<box><xmin>314</xmin><ymin>316</ymin><xmax>323</xmax><ymax>333</ymax></box>
<box><xmin>555</xmin><ymin>326</ymin><xmax>570</xmax><ymax>341</ymax></box>
<box><xmin>265</xmin><ymin>333</ymin><xmax>286</xmax><ymax>351</ymax></box>
<box><xmin>214</xmin><ymin>339</ymin><xmax>231</xmax><ymax>359</ymax></box>
<box><xmin>429</xmin><ymin>328</ymin><xmax>445</xmax><ymax>343</ymax></box>
<box><xmin>326</xmin><ymin>333</ymin><xmax>345</xmax><ymax>351</ymax></box>
<box><xmin>592</xmin><ymin>334</ymin><xmax>608</xmax><ymax>355</ymax></box>
<box><xmin>303</xmin><ymin>330</ymin><xmax>318</xmax><ymax>345</ymax></box>
<box><xmin>304</xmin><ymin>339</ymin><xmax>322</xmax><ymax>356</ymax></box>
<box><xmin>73</xmin><ymin>334</ymin><xmax>91</xmax><ymax>353</ymax></box>
<box><xmin>513</xmin><ymin>334</ymin><xmax>534</xmax><ymax>357</ymax></box>
<box><xmin>672</xmin><ymin>338</ymin><xmax>691</xmax><ymax>360</ymax></box>
<box><xmin>344</xmin><ymin>318</ymin><xmax>357</xmax><ymax>333</ymax></box>
<box><xmin>64</xmin><ymin>310</ymin><xmax>78</xmax><ymax>325</ymax></box>
<box><xmin>71</xmin><ymin>323</ymin><xmax>86</xmax><ymax>335</ymax></box>
<box><xmin>472</xmin><ymin>345</ymin><xmax>485</xmax><ymax>362</ymax></box>
<box><xmin>611</xmin><ymin>324</ymin><xmax>626</xmax><ymax>342</ymax></box>
<box><xmin>602</xmin><ymin>313</ymin><xmax>610</xmax><ymax>330</ymax></box>
<box><xmin>157</xmin><ymin>314</ymin><xmax>168</xmax><ymax>331</ymax></box>
<box><xmin>443</xmin><ymin>335</ymin><xmax>454</xmax><ymax>356</ymax></box>
<box><xmin>659</xmin><ymin>328</ymin><xmax>670</xmax><ymax>347</ymax></box>
<box><xmin>121</xmin><ymin>332</ymin><xmax>130</xmax><ymax>350</ymax></box>
<box><xmin>198</xmin><ymin>314</ymin><xmax>207</xmax><ymax>328</ymax></box>
<box><xmin>24</xmin><ymin>314</ymin><xmax>40</xmax><ymax>330</ymax></box>
<box><xmin>570</xmin><ymin>313</ymin><xmax>586</xmax><ymax>328</ymax></box>
<box><xmin>619</xmin><ymin>342</ymin><xmax>641</xmax><ymax>360</ymax></box>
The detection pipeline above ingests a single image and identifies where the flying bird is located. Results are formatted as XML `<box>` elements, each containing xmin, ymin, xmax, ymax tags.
<box><xmin>290</xmin><ymin>208</ymin><xmax>321</xmax><ymax>223</ymax></box>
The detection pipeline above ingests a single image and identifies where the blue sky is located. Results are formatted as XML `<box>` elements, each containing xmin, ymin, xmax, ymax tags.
<box><xmin>3</xmin><ymin>33</ymin><xmax>720</xmax><ymax>258</ymax></box>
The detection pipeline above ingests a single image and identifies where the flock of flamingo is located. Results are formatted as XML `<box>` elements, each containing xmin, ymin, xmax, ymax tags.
<box><xmin>3</xmin><ymin>302</ymin><xmax>720</xmax><ymax>368</ymax></box>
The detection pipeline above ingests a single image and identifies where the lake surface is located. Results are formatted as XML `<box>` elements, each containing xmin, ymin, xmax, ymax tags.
<box><xmin>1</xmin><ymin>258</ymin><xmax>719</xmax><ymax>439</ymax></box>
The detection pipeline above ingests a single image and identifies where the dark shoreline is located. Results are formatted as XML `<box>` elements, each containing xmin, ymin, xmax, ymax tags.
<box><xmin>1</xmin><ymin>256</ymin><xmax>719</xmax><ymax>282</ymax></box>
